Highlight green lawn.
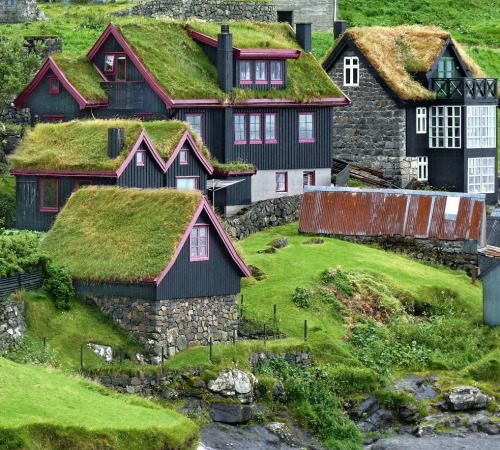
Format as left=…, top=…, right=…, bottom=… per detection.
left=0, top=357, right=198, bottom=449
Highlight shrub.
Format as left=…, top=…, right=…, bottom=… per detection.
left=42, top=263, right=74, bottom=310
left=291, top=287, right=311, bottom=308
left=324, top=364, right=381, bottom=395
left=0, top=336, right=57, bottom=366
left=321, top=267, right=353, bottom=296
left=0, top=231, right=45, bottom=277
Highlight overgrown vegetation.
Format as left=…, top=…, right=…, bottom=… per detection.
left=0, top=230, right=44, bottom=277
left=42, top=263, right=74, bottom=310
left=0, top=164, right=15, bottom=228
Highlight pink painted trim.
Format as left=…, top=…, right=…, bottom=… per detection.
left=39, top=178, right=59, bottom=212
left=43, top=115, right=65, bottom=122
left=172, top=99, right=221, bottom=105
left=154, top=197, right=251, bottom=284
left=303, top=171, right=315, bottom=186
left=189, top=224, right=210, bottom=261
left=88, top=23, right=174, bottom=108
left=164, top=130, right=214, bottom=174
left=276, top=172, right=288, bottom=193
left=11, top=169, right=116, bottom=177
left=116, top=130, right=167, bottom=177
left=136, top=150, right=145, bottom=166
left=212, top=169, right=257, bottom=176
left=187, top=29, right=218, bottom=47
left=91, top=60, right=108, bottom=82
left=234, top=49, right=301, bottom=60
left=49, top=77, right=60, bottom=94
left=172, top=98, right=350, bottom=108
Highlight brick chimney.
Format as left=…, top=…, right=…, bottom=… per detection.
left=217, top=24, right=233, bottom=93
left=107, top=128, right=125, bottom=158
left=296, top=23, right=312, bottom=53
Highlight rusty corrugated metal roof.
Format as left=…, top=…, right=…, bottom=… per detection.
left=478, top=245, right=500, bottom=259
left=299, top=187, right=486, bottom=243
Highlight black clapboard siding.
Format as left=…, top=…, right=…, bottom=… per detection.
left=0, top=268, right=43, bottom=300
left=213, top=175, right=252, bottom=208
left=157, top=211, right=242, bottom=300
left=117, top=145, right=164, bottom=188
left=428, top=149, right=464, bottom=192
left=165, top=145, right=209, bottom=192
left=406, top=107, right=428, bottom=156
left=74, top=281, right=157, bottom=300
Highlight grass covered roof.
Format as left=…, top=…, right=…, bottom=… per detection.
left=41, top=187, right=202, bottom=282
left=9, top=119, right=209, bottom=171
left=324, top=25, right=487, bottom=101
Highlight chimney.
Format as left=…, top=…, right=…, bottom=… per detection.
left=217, top=24, right=233, bottom=93
left=334, top=20, right=348, bottom=40
left=108, top=128, right=124, bottom=158
left=296, top=23, right=312, bottom=53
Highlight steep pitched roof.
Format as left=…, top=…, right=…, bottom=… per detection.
left=323, top=25, right=487, bottom=101
left=41, top=187, right=250, bottom=282
left=9, top=119, right=211, bottom=172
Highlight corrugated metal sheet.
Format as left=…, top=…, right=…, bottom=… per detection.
left=300, top=187, right=486, bottom=243
left=478, top=246, right=500, bottom=259
left=486, top=215, right=500, bottom=247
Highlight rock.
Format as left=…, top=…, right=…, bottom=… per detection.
left=441, top=386, right=494, bottom=411
left=257, top=246, right=277, bottom=254
left=302, top=238, right=324, bottom=245
left=192, top=378, right=206, bottom=389
left=354, top=396, right=379, bottom=419
left=398, top=402, right=420, bottom=423
left=208, top=369, right=256, bottom=399
left=161, top=388, right=179, bottom=400
left=415, top=424, right=436, bottom=437
left=358, top=408, right=394, bottom=432
left=264, top=422, right=296, bottom=446
left=272, top=381, right=287, bottom=403
left=87, top=343, right=113, bottom=363
left=390, top=374, right=439, bottom=401
left=248, top=265, right=266, bottom=281
left=480, top=423, right=500, bottom=435
left=210, top=402, right=254, bottom=424
left=267, top=237, right=288, bottom=248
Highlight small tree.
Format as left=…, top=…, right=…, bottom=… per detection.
left=0, top=36, right=41, bottom=109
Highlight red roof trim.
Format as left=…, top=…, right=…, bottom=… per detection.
left=116, top=130, right=167, bottom=177
left=173, top=98, right=350, bottom=108
left=164, top=130, right=214, bottom=174
left=14, top=58, right=103, bottom=110
left=154, top=196, right=250, bottom=284
left=87, top=23, right=174, bottom=108
left=10, top=169, right=116, bottom=177
left=187, top=29, right=218, bottom=47
left=172, top=99, right=221, bottom=105
left=212, top=169, right=257, bottom=176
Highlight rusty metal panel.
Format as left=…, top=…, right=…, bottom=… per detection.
left=468, top=201, right=485, bottom=241
left=454, top=198, right=473, bottom=240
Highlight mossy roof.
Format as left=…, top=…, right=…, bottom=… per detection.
left=324, top=25, right=487, bottom=101
left=51, top=54, right=108, bottom=101
left=41, top=187, right=202, bottom=282
left=9, top=119, right=210, bottom=172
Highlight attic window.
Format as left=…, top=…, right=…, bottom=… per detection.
left=437, top=58, right=456, bottom=78
left=136, top=151, right=145, bottom=166
left=104, top=55, right=115, bottom=73
left=179, top=149, right=188, bottom=165
left=49, top=78, right=60, bottom=95
left=344, top=57, right=359, bottom=86
left=270, top=61, right=283, bottom=84
left=116, top=56, right=127, bottom=81
left=190, top=225, right=209, bottom=261
left=444, top=196, right=460, bottom=221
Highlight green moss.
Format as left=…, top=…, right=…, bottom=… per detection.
left=41, top=187, right=201, bottom=282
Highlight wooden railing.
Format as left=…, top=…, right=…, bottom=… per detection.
left=431, top=78, right=497, bottom=101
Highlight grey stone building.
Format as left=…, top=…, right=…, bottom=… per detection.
left=323, top=25, right=498, bottom=203
left=0, top=0, right=43, bottom=24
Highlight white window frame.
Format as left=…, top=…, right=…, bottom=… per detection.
left=264, top=113, right=277, bottom=143
left=249, top=114, right=262, bottom=144
left=343, top=56, right=359, bottom=86
left=416, top=107, right=427, bottom=134
left=185, top=114, right=203, bottom=139
left=417, top=156, right=428, bottom=181
left=429, top=106, right=461, bottom=148
left=468, top=157, right=495, bottom=194
left=467, top=106, right=496, bottom=149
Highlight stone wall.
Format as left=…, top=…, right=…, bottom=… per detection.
left=249, top=351, right=312, bottom=368
left=0, top=0, right=43, bottom=24
left=112, top=0, right=276, bottom=22
left=0, top=301, right=26, bottom=349
left=334, top=235, right=477, bottom=273
left=24, top=36, right=62, bottom=60
left=327, top=50, right=415, bottom=187
left=0, top=124, right=27, bottom=164
left=81, top=293, right=238, bottom=360
left=274, top=0, right=333, bottom=31
left=0, top=105, right=30, bottom=127
left=223, top=194, right=302, bottom=240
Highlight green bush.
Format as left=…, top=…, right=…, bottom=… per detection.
left=324, top=364, right=381, bottom=395
left=291, top=287, right=311, bottom=308
left=42, top=263, right=75, bottom=310
left=321, top=268, right=353, bottom=296
left=1, top=336, right=57, bottom=366
left=0, top=231, right=45, bottom=277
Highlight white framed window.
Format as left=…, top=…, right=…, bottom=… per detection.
left=467, top=106, right=496, bottom=149
left=429, top=106, right=461, bottom=148
left=468, top=157, right=495, bottom=194
left=136, top=151, right=145, bottom=166
left=176, top=177, right=198, bottom=190
left=298, top=113, right=314, bottom=142
left=104, top=55, right=115, bottom=73
left=416, top=107, right=427, bottom=134
left=344, top=56, right=359, bottom=86
left=276, top=172, right=287, bottom=192
left=185, top=114, right=203, bottom=139
left=234, top=114, right=246, bottom=144
left=240, top=61, right=252, bottom=84
left=249, top=114, right=262, bottom=144
left=417, top=156, right=428, bottom=181
left=265, top=113, right=277, bottom=143
left=444, top=196, right=460, bottom=220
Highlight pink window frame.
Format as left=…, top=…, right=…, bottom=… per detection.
left=48, top=77, right=60, bottom=94
left=303, top=171, right=315, bottom=186
left=298, top=112, right=315, bottom=143
left=73, top=179, right=93, bottom=191
left=190, top=224, right=210, bottom=261
left=264, top=113, right=278, bottom=144
left=136, top=150, right=146, bottom=166
left=255, top=61, right=268, bottom=85
left=276, top=172, right=288, bottom=193
left=249, top=114, right=262, bottom=144
left=103, top=54, right=116, bottom=75
left=115, top=55, right=127, bottom=81
left=234, top=114, right=247, bottom=145
left=185, top=113, right=204, bottom=139
left=270, top=61, right=284, bottom=85
left=40, top=179, right=59, bottom=212
left=176, top=176, right=199, bottom=190
left=179, top=149, right=189, bottom=165
left=239, top=61, right=253, bottom=85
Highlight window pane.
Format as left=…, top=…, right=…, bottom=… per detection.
left=256, top=62, right=267, bottom=81
left=249, top=115, right=261, bottom=141
left=104, top=55, right=115, bottom=72
left=270, top=62, right=282, bottom=81
left=234, top=115, right=246, bottom=142
left=116, top=56, right=126, bottom=80
left=177, top=178, right=197, bottom=190
left=299, top=114, right=313, bottom=140
left=186, top=115, right=202, bottom=137
left=240, top=62, right=251, bottom=81
left=265, top=114, right=276, bottom=141
left=42, top=180, right=57, bottom=209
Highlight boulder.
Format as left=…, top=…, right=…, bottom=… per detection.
left=358, top=408, right=394, bottom=432
left=208, top=369, right=257, bottom=400
left=354, top=396, right=379, bottom=419
left=210, top=402, right=254, bottom=424
left=267, top=237, right=288, bottom=248
left=441, top=386, right=494, bottom=411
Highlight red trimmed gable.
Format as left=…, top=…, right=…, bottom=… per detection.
left=165, top=130, right=214, bottom=174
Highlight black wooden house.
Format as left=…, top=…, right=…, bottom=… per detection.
left=41, top=187, right=250, bottom=356
left=14, top=21, right=348, bottom=214
left=323, top=25, right=498, bottom=204
left=10, top=119, right=214, bottom=231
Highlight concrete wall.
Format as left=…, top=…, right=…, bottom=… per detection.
left=275, top=0, right=333, bottom=31
left=327, top=49, right=417, bottom=186
left=81, top=293, right=238, bottom=360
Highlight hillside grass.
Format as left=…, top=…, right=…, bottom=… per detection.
left=0, top=357, right=198, bottom=449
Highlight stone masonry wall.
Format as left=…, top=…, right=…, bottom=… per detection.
left=0, top=301, right=26, bottom=349
left=81, top=293, right=238, bottom=360
left=112, top=0, right=276, bottom=22
left=328, top=50, right=417, bottom=187
left=0, top=0, right=42, bottom=24
left=223, top=194, right=302, bottom=240
left=274, top=0, right=333, bottom=31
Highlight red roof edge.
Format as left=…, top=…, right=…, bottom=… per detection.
left=10, top=168, right=116, bottom=177
left=212, top=169, right=256, bottom=176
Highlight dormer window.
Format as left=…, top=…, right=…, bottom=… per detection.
left=240, top=61, right=252, bottom=84
left=437, top=58, right=455, bottom=78
left=255, top=61, right=267, bottom=84
left=179, top=149, right=188, bottom=165
left=104, top=55, right=115, bottom=73
left=49, top=78, right=60, bottom=95
left=270, top=62, right=283, bottom=85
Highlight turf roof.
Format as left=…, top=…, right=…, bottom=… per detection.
left=41, top=187, right=202, bottom=282
left=9, top=119, right=208, bottom=171
left=51, top=54, right=108, bottom=101
left=324, top=25, right=487, bottom=101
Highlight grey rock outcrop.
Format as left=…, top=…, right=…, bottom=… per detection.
left=440, top=386, right=494, bottom=411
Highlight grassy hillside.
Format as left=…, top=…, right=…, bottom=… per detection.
left=0, top=357, right=198, bottom=449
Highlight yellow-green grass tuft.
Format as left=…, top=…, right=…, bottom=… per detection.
left=41, top=187, right=201, bottom=282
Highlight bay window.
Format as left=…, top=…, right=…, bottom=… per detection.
left=429, top=106, right=461, bottom=148
left=467, top=106, right=496, bottom=148
left=468, top=157, right=495, bottom=194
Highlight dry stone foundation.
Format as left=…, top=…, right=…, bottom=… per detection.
left=81, top=293, right=238, bottom=360
left=0, top=301, right=26, bottom=349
